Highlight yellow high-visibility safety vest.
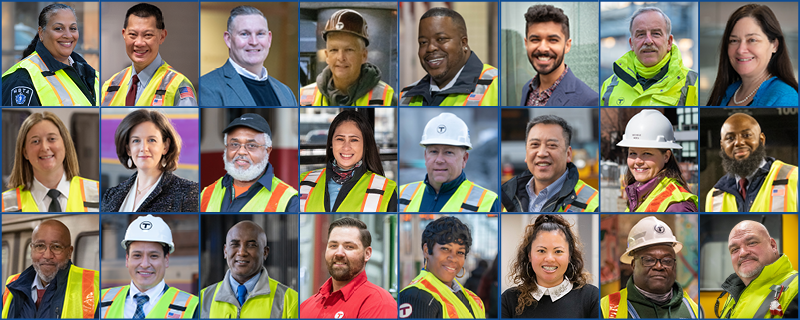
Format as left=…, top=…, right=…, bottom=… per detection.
left=625, top=177, right=697, bottom=212
left=2, top=265, right=99, bottom=318
left=200, top=176, right=297, bottom=212
left=399, top=65, right=498, bottom=106
left=200, top=277, right=298, bottom=318
left=718, top=255, right=798, bottom=318
left=101, top=63, right=193, bottom=106
left=600, top=288, right=698, bottom=318
left=1, top=176, right=99, bottom=212
left=706, top=160, right=798, bottom=212
left=400, top=270, right=485, bottom=318
left=299, top=168, right=396, bottom=212
left=299, top=81, right=394, bottom=106
left=2, top=51, right=99, bottom=106
left=398, top=180, right=497, bottom=212
left=100, top=286, right=198, bottom=318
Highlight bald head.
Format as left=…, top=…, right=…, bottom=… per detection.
left=31, top=219, right=73, bottom=286
left=33, top=219, right=72, bottom=248
left=728, top=220, right=780, bottom=285
left=227, top=220, right=267, bottom=246
left=721, top=113, right=762, bottom=139
left=225, top=220, right=269, bottom=284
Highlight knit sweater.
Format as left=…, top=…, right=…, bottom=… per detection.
left=501, top=284, right=599, bottom=318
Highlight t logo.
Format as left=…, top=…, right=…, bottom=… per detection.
left=437, top=125, right=446, bottom=134
left=334, top=311, right=344, bottom=319
left=399, top=303, right=413, bottom=318
left=140, top=221, right=153, bottom=230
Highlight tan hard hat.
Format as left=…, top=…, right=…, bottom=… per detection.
left=620, top=216, right=682, bottom=264
left=323, top=9, right=369, bottom=46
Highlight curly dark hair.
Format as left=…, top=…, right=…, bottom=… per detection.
left=422, top=216, right=472, bottom=257
left=508, top=214, right=590, bottom=315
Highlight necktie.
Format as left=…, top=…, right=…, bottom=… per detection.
left=47, top=189, right=62, bottom=212
left=126, top=74, right=140, bottom=106
left=237, top=284, right=247, bottom=306
left=739, top=178, right=748, bottom=200
left=36, top=288, right=45, bottom=309
left=133, top=293, right=149, bottom=319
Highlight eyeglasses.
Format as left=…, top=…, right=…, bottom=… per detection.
left=640, top=256, right=675, bottom=267
left=31, top=243, right=66, bottom=254
left=226, top=142, right=266, bottom=153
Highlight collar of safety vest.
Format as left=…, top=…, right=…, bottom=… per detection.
left=613, top=43, right=684, bottom=87
left=714, top=157, right=775, bottom=195
left=424, top=171, right=467, bottom=195
left=403, top=52, right=486, bottom=97
left=34, top=41, right=83, bottom=73
left=222, top=163, right=275, bottom=192
left=318, top=270, right=368, bottom=301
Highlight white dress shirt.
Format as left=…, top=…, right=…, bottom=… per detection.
left=430, top=65, right=466, bottom=92
left=30, top=173, right=70, bottom=211
left=229, top=58, right=269, bottom=81
left=124, top=280, right=166, bottom=318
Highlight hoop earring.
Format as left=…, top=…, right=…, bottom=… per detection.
left=127, top=157, right=133, bottom=167
left=567, top=262, right=576, bottom=278
left=526, top=264, right=534, bottom=279
left=457, top=267, right=466, bottom=278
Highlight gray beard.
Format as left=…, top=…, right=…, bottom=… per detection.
left=720, top=144, right=767, bottom=178
left=223, top=152, right=269, bottom=182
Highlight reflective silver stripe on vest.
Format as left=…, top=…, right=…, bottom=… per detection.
left=153, top=70, right=178, bottom=105
left=398, top=182, right=422, bottom=212
left=82, top=179, right=100, bottom=212
left=753, top=273, right=798, bottom=318
left=368, top=82, right=388, bottom=106
left=572, top=185, right=598, bottom=212
left=771, top=164, right=794, bottom=212
left=681, top=297, right=697, bottom=319
left=102, top=70, right=127, bottom=106
left=26, top=54, right=77, bottom=106
left=627, top=300, right=641, bottom=318
left=299, top=169, right=324, bottom=210
left=678, top=71, right=698, bottom=106
left=271, top=282, right=290, bottom=318
left=398, top=80, right=421, bottom=106
left=2, top=190, right=20, bottom=212
left=100, top=286, right=124, bottom=317
left=711, top=189, right=724, bottom=212
left=362, top=174, right=388, bottom=212
left=464, top=68, right=497, bottom=106
left=461, top=182, right=487, bottom=212
left=602, top=75, right=619, bottom=106
left=168, top=290, right=193, bottom=316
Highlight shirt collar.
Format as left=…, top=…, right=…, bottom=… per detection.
left=525, top=168, right=568, bottom=210
left=318, top=270, right=368, bottom=301
left=734, top=158, right=768, bottom=184
left=430, top=65, right=466, bottom=92
left=129, top=279, right=166, bottom=299
left=131, top=53, right=163, bottom=86
left=31, top=172, right=70, bottom=203
left=531, top=276, right=573, bottom=302
left=228, top=58, right=269, bottom=81
left=229, top=270, right=262, bottom=298
left=31, top=272, right=47, bottom=290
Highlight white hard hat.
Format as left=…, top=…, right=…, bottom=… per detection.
left=620, top=216, right=682, bottom=264
left=616, top=109, right=682, bottom=150
left=419, top=112, right=472, bottom=150
left=121, top=214, right=175, bottom=254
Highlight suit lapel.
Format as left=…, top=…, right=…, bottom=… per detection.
left=223, top=61, right=257, bottom=106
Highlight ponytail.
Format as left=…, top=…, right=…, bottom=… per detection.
left=21, top=34, right=40, bottom=59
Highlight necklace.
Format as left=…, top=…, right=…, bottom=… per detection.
left=136, top=179, right=156, bottom=195
left=733, top=73, right=770, bottom=104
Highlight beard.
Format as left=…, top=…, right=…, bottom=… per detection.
left=326, top=253, right=365, bottom=282
left=737, top=255, right=765, bottom=279
left=223, top=152, right=269, bottom=182
left=33, top=258, right=69, bottom=284
left=720, top=144, right=767, bottom=178
left=530, top=48, right=566, bottom=76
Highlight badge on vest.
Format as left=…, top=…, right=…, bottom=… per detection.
left=11, top=86, right=33, bottom=106
left=167, top=309, right=182, bottom=319
left=399, top=303, right=412, bottom=318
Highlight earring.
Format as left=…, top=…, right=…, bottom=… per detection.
left=526, top=264, right=534, bottom=279
left=127, top=157, right=133, bottom=167
left=457, top=267, right=466, bottom=278
left=567, top=262, right=576, bottom=278
left=423, top=258, right=428, bottom=270
left=162, top=158, right=167, bottom=168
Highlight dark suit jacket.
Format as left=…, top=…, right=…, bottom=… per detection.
left=519, top=67, right=599, bottom=106
left=199, top=60, right=297, bottom=106
left=102, top=171, right=199, bottom=212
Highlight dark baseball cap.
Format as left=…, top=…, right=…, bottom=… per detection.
left=223, top=113, right=272, bottom=137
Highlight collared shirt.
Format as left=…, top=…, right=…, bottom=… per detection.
left=228, top=58, right=269, bottom=81
left=526, top=169, right=568, bottom=212
left=228, top=270, right=262, bottom=302
left=430, top=65, right=466, bottom=92
left=299, top=271, right=397, bottom=318
left=734, top=158, right=768, bottom=186
left=129, top=54, right=195, bottom=106
left=447, top=280, right=462, bottom=293
left=29, top=272, right=47, bottom=303
left=30, top=173, right=70, bottom=212
left=124, top=280, right=167, bottom=318
left=526, top=65, right=569, bottom=106
left=531, top=276, right=573, bottom=302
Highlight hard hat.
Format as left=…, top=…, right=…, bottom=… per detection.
left=121, top=214, right=175, bottom=254
left=323, top=9, right=370, bottom=47
left=616, top=109, right=682, bottom=150
left=620, top=216, right=682, bottom=264
left=419, top=112, right=472, bottom=150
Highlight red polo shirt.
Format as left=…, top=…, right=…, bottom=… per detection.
left=300, top=271, right=398, bottom=318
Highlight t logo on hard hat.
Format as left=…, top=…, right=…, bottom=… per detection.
left=437, top=125, right=446, bottom=134
left=140, top=221, right=152, bottom=230
left=654, top=224, right=665, bottom=233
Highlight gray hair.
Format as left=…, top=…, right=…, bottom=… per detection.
left=629, top=7, right=672, bottom=37
left=224, top=132, right=272, bottom=149
left=227, top=5, right=268, bottom=32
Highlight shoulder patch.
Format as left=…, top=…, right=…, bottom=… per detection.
left=399, top=303, right=412, bottom=318
left=11, top=86, right=33, bottom=106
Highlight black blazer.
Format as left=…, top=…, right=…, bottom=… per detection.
left=102, top=171, right=199, bottom=212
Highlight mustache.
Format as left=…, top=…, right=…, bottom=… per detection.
left=532, top=51, right=556, bottom=59
left=738, top=255, right=758, bottom=266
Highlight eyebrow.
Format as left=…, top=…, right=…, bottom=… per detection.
left=728, top=236, right=758, bottom=250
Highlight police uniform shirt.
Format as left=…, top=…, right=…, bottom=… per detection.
left=30, top=173, right=69, bottom=212
left=124, top=279, right=166, bottom=318
left=4, top=56, right=76, bottom=106
left=228, top=270, right=262, bottom=303
left=129, top=54, right=197, bottom=106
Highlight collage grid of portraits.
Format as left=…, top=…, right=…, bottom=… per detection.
left=1, top=0, right=800, bottom=319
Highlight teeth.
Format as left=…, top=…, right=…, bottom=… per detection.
left=738, top=58, right=753, bottom=62
left=444, top=266, right=455, bottom=272
left=542, top=266, right=557, bottom=271
left=536, top=163, right=550, bottom=167
left=537, top=56, right=551, bottom=61
left=40, top=155, right=54, bottom=159
left=428, top=58, right=443, bottom=63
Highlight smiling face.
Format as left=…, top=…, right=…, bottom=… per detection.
left=529, top=230, right=569, bottom=288
left=418, top=16, right=470, bottom=87
left=720, top=114, right=765, bottom=161
left=225, top=222, right=268, bottom=285
left=126, top=121, right=169, bottom=172
left=629, top=11, right=673, bottom=68
left=31, top=221, right=73, bottom=285
left=331, top=121, right=363, bottom=170
left=325, top=32, right=368, bottom=87
left=126, top=241, right=169, bottom=292
left=24, top=120, right=66, bottom=178
left=325, top=226, right=371, bottom=283
left=39, top=9, right=79, bottom=65
left=123, top=15, right=166, bottom=73
left=526, top=21, right=571, bottom=76
left=424, top=242, right=465, bottom=287
left=728, top=221, right=779, bottom=285
left=631, top=244, right=676, bottom=294
left=525, top=123, right=572, bottom=192
left=627, top=147, right=669, bottom=183
left=424, top=144, right=468, bottom=191
left=728, top=17, right=777, bottom=80
left=225, top=127, right=271, bottom=172
left=225, top=14, right=271, bottom=75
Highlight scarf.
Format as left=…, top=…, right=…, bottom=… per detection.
left=330, top=160, right=363, bottom=185
left=634, top=283, right=673, bottom=303
left=317, top=63, right=382, bottom=106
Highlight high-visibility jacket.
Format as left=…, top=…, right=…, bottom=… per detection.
left=200, top=176, right=297, bottom=212
left=200, top=273, right=298, bottom=318
left=299, top=81, right=394, bottom=106
left=601, top=44, right=698, bottom=106
left=398, top=180, right=498, bottom=212
left=2, top=265, right=99, bottom=319
left=400, top=270, right=485, bottom=318
left=101, top=62, right=193, bottom=106
left=99, top=285, right=198, bottom=318
left=299, top=168, right=396, bottom=212
left=601, top=288, right=698, bottom=318
left=718, top=255, right=799, bottom=318
left=1, top=176, right=99, bottom=212
left=706, top=160, right=798, bottom=212
left=625, top=177, right=697, bottom=212
left=2, top=51, right=99, bottom=106
left=400, top=65, right=498, bottom=106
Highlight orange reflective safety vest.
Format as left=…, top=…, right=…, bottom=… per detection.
left=299, top=81, right=394, bottom=106
left=299, top=168, right=396, bottom=212
left=1, top=176, right=99, bottom=212
left=625, top=177, right=697, bottom=212
left=2, top=265, right=99, bottom=318
left=400, top=270, right=485, bottom=318
left=200, top=176, right=297, bottom=212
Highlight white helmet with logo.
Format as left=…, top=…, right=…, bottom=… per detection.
left=616, top=109, right=682, bottom=150
left=620, top=216, right=682, bottom=264
left=419, top=112, right=472, bottom=150
left=121, top=214, right=175, bottom=254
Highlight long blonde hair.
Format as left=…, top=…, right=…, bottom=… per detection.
left=7, top=112, right=80, bottom=190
